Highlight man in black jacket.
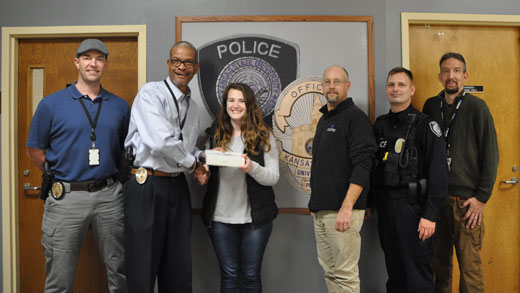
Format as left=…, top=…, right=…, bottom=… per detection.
left=371, top=67, right=448, bottom=292
left=309, top=65, right=376, bottom=292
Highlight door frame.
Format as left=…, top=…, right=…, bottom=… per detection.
left=401, top=12, right=520, bottom=68
left=1, top=25, right=147, bottom=293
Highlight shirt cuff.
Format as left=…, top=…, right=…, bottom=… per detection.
left=180, top=155, right=196, bottom=169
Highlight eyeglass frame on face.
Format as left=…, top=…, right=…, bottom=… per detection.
left=169, top=58, right=197, bottom=68
left=323, top=79, right=347, bottom=87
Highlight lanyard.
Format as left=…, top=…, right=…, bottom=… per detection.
left=163, top=80, right=189, bottom=140
left=440, top=97, right=463, bottom=140
left=78, top=96, right=103, bottom=148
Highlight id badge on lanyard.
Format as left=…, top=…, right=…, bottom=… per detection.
left=441, top=98, right=463, bottom=171
left=79, top=96, right=103, bottom=166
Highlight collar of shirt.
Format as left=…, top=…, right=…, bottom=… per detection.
left=69, top=81, right=109, bottom=101
left=388, top=104, right=414, bottom=126
left=166, top=76, right=191, bottom=104
left=388, top=103, right=413, bottom=122
left=319, top=97, right=354, bottom=117
left=437, top=89, right=466, bottom=104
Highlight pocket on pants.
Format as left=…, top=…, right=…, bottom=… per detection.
left=470, top=221, right=484, bottom=247
left=41, top=217, right=55, bottom=258
left=417, top=237, right=433, bottom=263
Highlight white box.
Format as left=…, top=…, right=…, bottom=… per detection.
left=205, top=150, right=245, bottom=167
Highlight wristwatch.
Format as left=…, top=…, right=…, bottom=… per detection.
left=198, top=151, right=206, bottom=164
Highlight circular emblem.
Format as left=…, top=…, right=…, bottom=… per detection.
left=135, top=167, right=148, bottom=185
left=304, top=138, right=313, bottom=156
left=51, top=182, right=64, bottom=200
left=272, top=76, right=325, bottom=194
left=395, top=138, right=406, bottom=154
left=216, top=57, right=282, bottom=117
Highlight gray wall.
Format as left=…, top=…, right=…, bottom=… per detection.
left=2, top=0, right=520, bottom=292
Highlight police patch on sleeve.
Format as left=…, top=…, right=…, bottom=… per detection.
left=429, top=121, right=442, bottom=137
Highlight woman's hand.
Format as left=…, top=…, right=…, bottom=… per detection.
left=238, top=154, right=253, bottom=173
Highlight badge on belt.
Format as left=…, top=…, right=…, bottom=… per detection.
left=51, top=182, right=64, bottom=200
left=135, top=167, right=148, bottom=185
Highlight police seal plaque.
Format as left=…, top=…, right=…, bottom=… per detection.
left=51, top=182, right=64, bottom=199
left=135, top=167, right=148, bottom=185
left=272, top=76, right=325, bottom=194
left=197, top=34, right=299, bottom=124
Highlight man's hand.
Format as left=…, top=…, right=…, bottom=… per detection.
left=336, top=207, right=353, bottom=232
left=418, top=218, right=436, bottom=241
left=461, top=197, right=485, bottom=229
left=194, top=164, right=210, bottom=186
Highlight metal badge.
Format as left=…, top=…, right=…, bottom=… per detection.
left=51, top=182, right=64, bottom=200
left=394, top=138, right=406, bottom=154
left=135, top=167, right=148, bottom=185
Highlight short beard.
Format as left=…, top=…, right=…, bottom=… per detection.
left=445, top=87, right=459, bottom=94
left=326, top=97, right=338, bottom=105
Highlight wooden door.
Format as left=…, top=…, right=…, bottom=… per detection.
left=18, top=37, right=137, bottom=292
left=409, top=24, right=520, bottom=292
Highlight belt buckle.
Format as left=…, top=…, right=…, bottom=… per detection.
left=87, top=181, right=98, bottom=192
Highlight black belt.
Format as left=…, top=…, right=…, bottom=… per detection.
left=58, top=175, right=117, bottom=193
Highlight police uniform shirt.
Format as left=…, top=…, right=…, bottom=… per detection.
left=374, top=105, right=448, bottom=221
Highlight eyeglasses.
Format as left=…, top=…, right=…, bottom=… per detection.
left=169, top=58, right=197, bottom=68
left=323, top=80, right=347, bottom=87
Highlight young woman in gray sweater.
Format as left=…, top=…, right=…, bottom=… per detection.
left=198, top=82, right=279, bottom=293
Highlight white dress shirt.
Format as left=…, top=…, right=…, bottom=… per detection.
left=125, top=77, right=200, bottom=172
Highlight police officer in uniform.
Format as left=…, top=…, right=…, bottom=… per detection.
left=370, top=67, right=448, bottom=292
left=26, top=39, right=129, bottom=292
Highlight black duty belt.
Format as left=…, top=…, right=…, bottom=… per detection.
left=382, top=187, right=408, bottom=199
left=59, top=175, right=117, bottom=193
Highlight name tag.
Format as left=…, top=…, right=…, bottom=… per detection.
left=89, top=149, right=100, bottom=166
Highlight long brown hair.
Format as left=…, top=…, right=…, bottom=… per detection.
left=214, top=83, right=271, bottom=155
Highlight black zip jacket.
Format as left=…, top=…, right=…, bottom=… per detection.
left=309, top=98, right=376, bottom=212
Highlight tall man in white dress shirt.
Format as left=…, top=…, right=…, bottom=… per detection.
left=123, top=41, right=207, bottom=293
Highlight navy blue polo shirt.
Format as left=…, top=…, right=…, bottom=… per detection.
left=26, top=83, right=130, bottom=181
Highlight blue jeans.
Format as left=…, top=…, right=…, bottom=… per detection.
left=208, top=221, right=273, bottom=293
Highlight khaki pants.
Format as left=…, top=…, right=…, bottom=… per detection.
left=433, top=197, right=485, bottom=293
left=313, top=210, right=365, bottom=293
